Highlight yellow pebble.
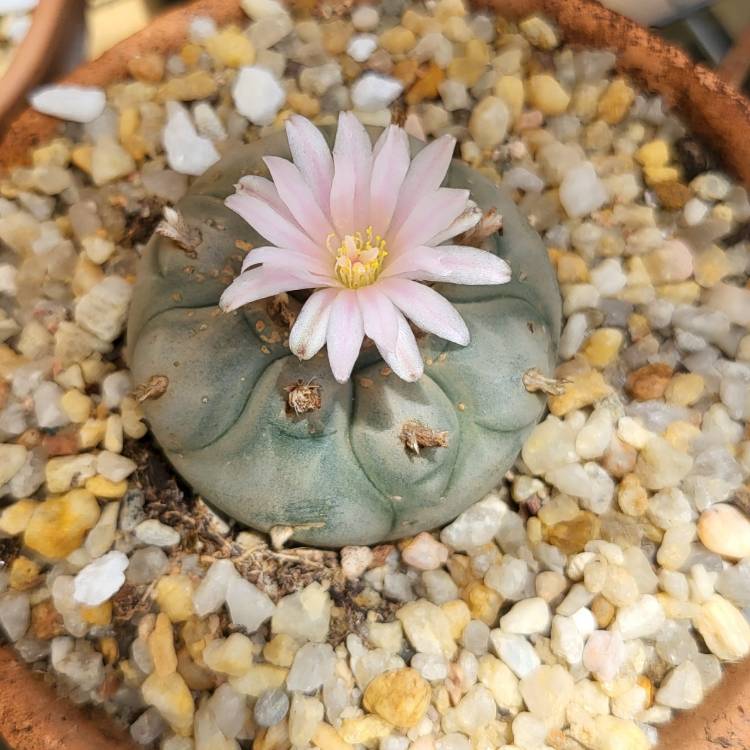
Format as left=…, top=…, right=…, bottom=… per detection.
left=71, top=145, right=93, bottom=174
left=99, top=636, right=119, bottom=664
left=9, top=556, right=41, bottom=590
left=85, top=475, right=128, bottom=499
left=527, top=516, right=543, bottom=543
left=582, top=328, right=624, bottom=369
left=527, top=74, right=570, bottom=116
left=635, top=139, right=670, bottom=169
left=118, top=107, right=140, bottom=142
left=339, top=715, right=393, bottom=744
left=0, top=498, right=38, bottom=536
left=81, top=601, right=112, bottom=626
left=287, top=91, right=321, bottom=118
left=462, top=580, right=502, bottom=625
left=663, top=421, right=700, bottom=453
left=548, top=369, right=613, bottom=417
left=656, top=281, right=701, bottom=304
left=665, top=373, right=705, bottom=406
left=150, top=612, right=178, bottom=677
left=60, top=389, right=93, bottom=423
left=643, top=165, right=681, bottom=186
left=155, top=575, right=195, bottom=622
left=494, top=75, right=525, bottom=121
left=379, top=26, right=416, bottom=55
left=313, top=723, right=354, bottom=750
left=694, top=245, right=731, bottom=288
left=441, top=599, right=471, bottom=640
left=442, top=15, right=472, bottom=42
left=104, top=414, right=124, bottom=453
left=180, top=43, right=202, bottom=66
left=204, top=27, right=256, bottom=68
left=263, top=633, right=300, bottom=667
left=597, top=78, right=635, bottom=124
left=79, top=418, right=107, bottom=449
left=363, top=668, right=431, bottom=728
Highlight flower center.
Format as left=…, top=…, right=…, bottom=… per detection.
left=330, top=227, right=387, bottom=289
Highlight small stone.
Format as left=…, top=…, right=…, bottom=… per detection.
left=582, top=629, right=626, bottom=682
left=0, top=591, right=30, bottom=641
left=162, top=102, right=220, bottom=176
left=439, top=79, right=470, bottom=111
left=193, top=558, right=237, bottom=616
left=271, top=582, right=331, bottom=642
left=73, top=550, right=128, bottom=606
left=519, top=664, right=574, bottom=729
left=74, top=275, right=132, bottom=342
left=694, top=594, right=750, bottom=660
left=654, top=181, right=693, bottom=210
left=363, top=668, right=430, bottom=727
left=29, top=85, right=106, bottom=123
left=0, top=499, right=37, bottom=536
left=614, top=594, right=665, bottom=639
left=593, top=715, right=649, bottom=750
left=697, top=504, right=750, bottom=560
left=96, top=451, right=137, bottom=482
left=34, top=382, right=68, bottom=430
left=340, top=546, right=373, bottom=579
left=352, top=4, right=379, bottom=31
left=559, top=162, right=608, bottom=218
left=597, top=78, right=635, bottom=124
left=0, top=444, right=27, bottom=486
left=229, top=662, right=287, bottom=697
left=441, top=493, right=507, bottom=551
left=287, top=642, right=335, bottom=692
left=240, top=0, right=287, bottom=19
left=24, top=490, right=100, bottom=559
left=203, top=632, right=255, bottom=677
left=499, top=597, right=550, bottom=635
left=232, top=66, right=285, bottom=125
left=205, top=26, right=256, bottom=67
left=289, top=694, right=324, bottom=746
left=347, top=34, right=377, bottom=62
left=227, top=575, right=276, bottom=632
left=522, top=416, right=576, bottom=474
left=135, top=519, right=180, bottom=547
left=90, top=138, right=135, bottom=186
left=396, top=599, right=457, bottom=659
left=547, top=512, right=600, bottom=555
left=159, top=71, right=217, bottom=101
left=468, top=95, right=509, bottom=149
left=691, top=172, right=730, bottom=201
left=127, top=53, right=165, bottom=82
left=154, top=575, right=194, bottom=622
left=656, top=661, right=703, bottom=709
left=351, top=73, right=403, bottom=112
left=519, top=15, right=559, bottom=50
left=254, top=688, right=290, bottom=727
left=401, top=532, right=449, bottom=570
left=477, top=654, right=523, bottom=711
left=665, top=372, right=704, bottom=406
left=636, top=436, right=693, bottom=490
left=126, top=547, right=169, bottom=585
left=141, top=672, right=194, bottom=735
left=380, top=26, right=416, bottom=54
left=527, top=74, right=570, bottom=116
left=300, top=64, right=343, bottom=97
left=582, top=329, right=623, bottom=369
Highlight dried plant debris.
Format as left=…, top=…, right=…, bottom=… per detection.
left=284, top=379, right=322, bottom=415
left=155, top=206, right=202, bottom=256
left=400, top=420, right=449, bottom=455
left=458, top=207, right=503, bottom=247
left=522, top=367, right=569, bottom=395
left=133, top=374, right=169, bottom=403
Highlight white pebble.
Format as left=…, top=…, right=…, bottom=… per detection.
left=346, top=34, right=377, bottom=62
left=73, top=551, right=129, bottom=606
left=232, top=66, right=286, bottom=126
left=29, top=85, right=106, bottom=123
left=135, top=519, right=181, bottom=547
left=351, top=73, right=403, bottom=113
left=162, top=102, right=221, bottom=176
left=559, top=162, right=609, bottom=218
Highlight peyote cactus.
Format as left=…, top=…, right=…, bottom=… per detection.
left=126, top=127, right=561, bottom=547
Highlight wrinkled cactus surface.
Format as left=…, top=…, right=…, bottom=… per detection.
left=126, top=127, right=561, bottom=547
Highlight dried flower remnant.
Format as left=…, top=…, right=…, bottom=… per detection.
left=457, top=207, right=503, bottom=248
left=400, top=420, right=449, bottom=456
left=220, top=113, right=512, bottom=383
left=155, top=206, right=202, bottom=256
left=284, top=379, right=321, bottom=415
left=522, top=367, right=568, bottom=396
left=133, top=375, right=170, bottom=403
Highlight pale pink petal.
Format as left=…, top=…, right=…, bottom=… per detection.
left=382, top=245, right=512, bottom=285
left=289, top=287, right=339, bottom=360
left=369, top=125, right=410, bottom=234
left=428, top=204, right=482, bottom=245
left=225, top=192, right=321, bottom=257
left=389, top=135, right=455, bottom=231
left=388, top=188, right=469, bottom=254
left=241, top=245, right=332, bottom=279
left=357, top=285, right=400, bottom=355
left=237, top=175, right=295, bottom=222
left=378, top=314, right=424, bottom=382
left=326, top=289, right=365, bottom=383
left=285, top=115, right=334, bottom=216
left=330, top=112, right=372, bottom=236
left=219, top=268, right=321, bottom=312
left=264, top=156, right=335, bottom=246
left=379, top=277, right=470, bottom=346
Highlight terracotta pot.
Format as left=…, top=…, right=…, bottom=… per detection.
left=0, top=0, right=749, bottom=748
left=0, top=0, right=86, bottom=131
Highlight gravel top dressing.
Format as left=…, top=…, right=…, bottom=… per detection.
left=0, top=1, right=749, bottom=749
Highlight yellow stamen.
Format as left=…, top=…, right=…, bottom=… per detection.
left=331, top=226, right=388, bottom=289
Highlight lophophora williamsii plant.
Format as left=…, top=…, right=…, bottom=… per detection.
left=127, top=112, right=561, bottom=547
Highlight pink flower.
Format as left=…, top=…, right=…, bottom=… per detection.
left=221, top=112, right=511, bottom=383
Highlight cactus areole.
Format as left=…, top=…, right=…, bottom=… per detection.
left=126, top=122, right=561, bottom=547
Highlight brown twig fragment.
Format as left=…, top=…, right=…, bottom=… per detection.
left=458, top=208, right=503, bottom=247
left=267, top=293, right=297, bottom=329
left=400, top=420, right=449, bottom=456
left=133, top=374, right=170, bottom=403
left=155, top=206, right=202, bottom=257
left=285, top=379, right=321, bottom=415
left=522, top=368, right=568, bottom=396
